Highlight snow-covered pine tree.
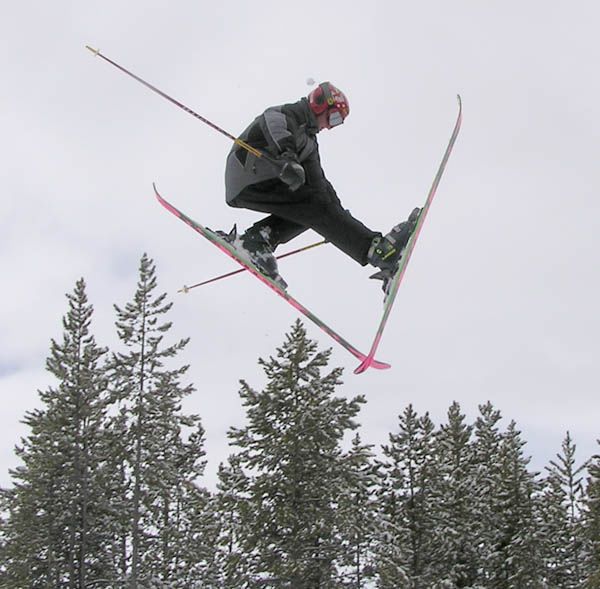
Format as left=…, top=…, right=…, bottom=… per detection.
left=336, top=433, right=379, bottom=587
left=0, top=279, right=113, bottom=588
left=101, top=399, right=131, bottom=581
left=227, top=320, right=366, bottom=587
left=376, top=404, right=437, bottom=588
left=538, top=431, right=585, bottom=587
left=213, top=455, right=252, bottom=588
left=110, top=253, right=211, bottom=587
left=583, top=440, right=600, bottom=588
left=492, top=420, right=542, bottom=588
left=469, top=401, right=507, bottom=587
left=173, top=477, right=221, bottom=588
left=429, top=401, right=479, bottom=588
left=0, top=489, right=8, bottom=584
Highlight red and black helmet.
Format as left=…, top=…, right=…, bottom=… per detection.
left=308, top=82, right=350, bottom=127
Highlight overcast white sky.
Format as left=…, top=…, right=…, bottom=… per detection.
left=1, top=1, right=599, bottom=489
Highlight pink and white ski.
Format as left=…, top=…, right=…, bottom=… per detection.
left=354, top=95, right=463, bottom=374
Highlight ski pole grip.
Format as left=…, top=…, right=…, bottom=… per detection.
left=234, top=138, right=263, bottom=158
left=233, top=138, right=286, bottom=173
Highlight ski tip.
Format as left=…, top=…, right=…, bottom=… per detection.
left=152, top=182, right=163, bottom=201
left=85, top=45, right=100, bottom=56
left=152, top=184, right=177, bottom=216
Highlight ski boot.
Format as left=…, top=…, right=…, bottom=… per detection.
left=216, top=225, right=288, bottom=290
left=367, top=207, right=421, bottom=292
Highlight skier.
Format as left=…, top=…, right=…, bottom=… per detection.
left=224, top=82, right=420, bottom=288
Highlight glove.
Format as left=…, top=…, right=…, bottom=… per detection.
left=279, top=161, right=305, bottom=191
left=277, top=151, right=305, bottom=191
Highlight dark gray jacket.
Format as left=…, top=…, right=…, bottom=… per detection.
left=225, top=98, right=323, bottom=203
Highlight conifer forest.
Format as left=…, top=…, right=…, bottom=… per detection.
left=1, top=254, right=599, bottom=589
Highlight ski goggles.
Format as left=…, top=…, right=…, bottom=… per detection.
left=328, top=110, right=345, bottom=127
left=319, top=82, right=347, bottom=127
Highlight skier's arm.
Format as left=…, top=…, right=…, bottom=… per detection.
left=257, top=108, right=306, bottom=190
left=302, top=144, right=332, bottom=191
left=260, top=107, right=298, bottom=155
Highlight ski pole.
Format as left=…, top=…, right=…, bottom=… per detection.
left=179, top=240, right=327, bottom=293
left=85, top=45, right=274, bottom=162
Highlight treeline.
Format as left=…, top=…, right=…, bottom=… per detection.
left=0, top=255, right=599, bottom=588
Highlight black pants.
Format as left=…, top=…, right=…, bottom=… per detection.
left=228, top=180, right=378, bottom=266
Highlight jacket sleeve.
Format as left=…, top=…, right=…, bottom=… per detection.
left=302, top=140, right=334, bottom=192
left=259, top=107, right=298, bottom=155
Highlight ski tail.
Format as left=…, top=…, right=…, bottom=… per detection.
left=354, top=339, right=386, bottom=374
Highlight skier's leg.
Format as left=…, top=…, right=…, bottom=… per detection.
left=231, top=181, right=378, bottom=265
left=247, top=215, right=308, bottom=248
